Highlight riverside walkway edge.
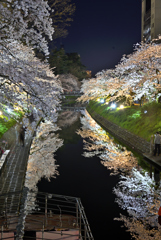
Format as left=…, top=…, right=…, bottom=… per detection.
left=87, top=108, right=161, bottom=170
left=0, top=118, right=41, bottom=213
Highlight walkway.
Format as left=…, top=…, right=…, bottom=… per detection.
left=0, top=123, right=34, bottom=213
left=59, top=106, right=86, bottom=111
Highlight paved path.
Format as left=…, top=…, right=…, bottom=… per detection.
left=143, top=153, right=161, bottom=170
left=0, top=123, right=34, bottom=213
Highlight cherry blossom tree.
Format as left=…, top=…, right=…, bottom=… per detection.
left=25, top=121, right=63, bottom=192
left=0, top=0, right=54, bottom=55
left=23, top=121, right=63, bottom=213
left=115, top=42, right=161, bottom=102
left=0, top=0, right=64, bottom=121
left=0, top=40, right=63, bottom=121
left=78, top=69, right=121, bottom=103
left=78, top=41, right=161, bottom=105
left=58, top=73, right=81, bottom=93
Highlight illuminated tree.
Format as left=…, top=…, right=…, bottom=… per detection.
left=0, top=0, right=63, bottom=120
left=0, top=41, right=62, bottom=121
left=0, top=0, right=54, bottom=55
left=25, top=121, right=63, bottom=191
left=115, top=42, right=161, bottom=102
left=59, top=73, right=81, bottom=92
left=78, top=42, right=161, bottom=105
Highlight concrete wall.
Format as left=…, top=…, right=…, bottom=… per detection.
left=87, top=107, right=151, bottom=155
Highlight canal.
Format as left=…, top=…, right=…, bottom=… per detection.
left=37, top=110, right=159, bottom=240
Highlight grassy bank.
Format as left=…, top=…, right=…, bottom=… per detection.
left=87, top=101, right=161, bottom=142
left=0, top=109, right=24, bottom=138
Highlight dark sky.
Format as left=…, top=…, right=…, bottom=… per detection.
left=56, top=0, right=142, bottom=76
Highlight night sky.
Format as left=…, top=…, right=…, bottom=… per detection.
left=56, top=0, right=142, bottom=76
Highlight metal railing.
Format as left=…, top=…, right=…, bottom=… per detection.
left=59, top=106, right=86, bottom=112
left=0, top=189, right=94, bottom=240
left=62, top=91, right=83, bottom=96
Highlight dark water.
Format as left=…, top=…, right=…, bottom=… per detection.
left=37, top=115, right=132, bottom=240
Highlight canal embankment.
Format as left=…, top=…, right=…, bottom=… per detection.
left=86, top=106, right=161, bottom=170
left=87, top=106, right=150, bottom=154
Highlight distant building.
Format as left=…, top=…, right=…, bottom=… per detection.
left=141, top=0, right=161, bottom=42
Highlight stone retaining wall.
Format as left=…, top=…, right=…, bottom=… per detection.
left=87, top=107, right=151, bottom=155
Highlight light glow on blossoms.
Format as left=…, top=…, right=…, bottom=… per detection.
left=25, top=121, right=63, bottom=192
left=100, top=99, right=105, bottom=103
left=7, top=108, right=11, bottom=113
left=0, top=41, right=62, bottom=121
left=0, top=0, right=63, bottom=122
left=111, top=103, right=116, bottom=109
left=119, top=105, right=124, bottom=109
left=0, top=0, right=54, bottom=55
left=78, top=41, right=161, bottom=105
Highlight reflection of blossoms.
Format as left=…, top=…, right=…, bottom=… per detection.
left=59, top=74, right=81, bottom=92
left=57, top=111, right=81, bottom=128
left=25, top=121, right=63, bottom=191
left=113, top=168, right=161, bottom=227
left=113, top=169, right=161, bottom=239
left=114, top=214, right=161, bottom=240
left=77, top=110, right=137, bottom=175
left=78, top=110, right=161, bottom=238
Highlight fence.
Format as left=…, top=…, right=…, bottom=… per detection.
left=59, top=106, right=86, bottom=112
left=0, top=189, right=94, bottom=240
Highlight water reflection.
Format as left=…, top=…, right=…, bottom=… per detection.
left=77, top=110, right=137, bottom=175
left=77, top=110, right=161, bottom=239
left=57, top=111, right=81, bottom=128
left=57, top=111, right=81, bottom=144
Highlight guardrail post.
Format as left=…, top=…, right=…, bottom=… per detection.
left=42, top=223, right=44, bottom=240
left=79, top=208, right=82, bottom=239
left=1, top=225, right=3, bottom=240
left=4, top=197, right=8, bottom=228
left=150, top=134, right=154, bottom=154
left=15, top=187, right=28, bottom=240
left=84, top=225, right=87, bottom=240
left=76, top=203, right=79, bottom=227
left=45, top=194, right=48, bottom=227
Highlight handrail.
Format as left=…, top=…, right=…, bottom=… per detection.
left=0, top=189, right=94, bottom=239
left=76, top=198, right=94, bottom=240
